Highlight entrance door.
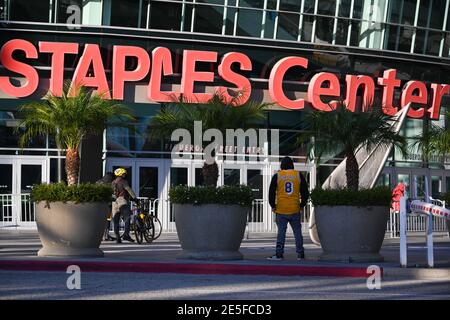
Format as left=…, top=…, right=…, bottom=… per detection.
left=0, top=157, right=46, bottom=228
left=107, top=158, right=166, bottom=228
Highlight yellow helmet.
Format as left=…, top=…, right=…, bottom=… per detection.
left=114, top=168, right=127, bottom=177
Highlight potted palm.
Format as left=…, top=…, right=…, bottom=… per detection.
left=19, top=84, right=134, bottom=257
left=304, top=103, right=408, bottom=262
left=151, top=93, right=268, bottom=260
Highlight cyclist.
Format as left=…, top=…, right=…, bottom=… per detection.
left=112, top=168, right=137, bottom=243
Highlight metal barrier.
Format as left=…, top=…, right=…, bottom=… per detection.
left=0, top=194, right=35, bottom=228
left=386, top=206, right=449, bottom=238
left=399, top=197, right=450, bottom=268
left=0, top=194, right=14, bottom=226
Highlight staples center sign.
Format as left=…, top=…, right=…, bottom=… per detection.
left=0, top=39, right=449, bottom=120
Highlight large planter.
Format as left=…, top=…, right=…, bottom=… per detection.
left=174, top=204, right=249, bottom=260
left=315, top=206, right=389, bottom=263
left=447, top=220, right=450, bottom=237
left=36, top=202, right=109, bottom=257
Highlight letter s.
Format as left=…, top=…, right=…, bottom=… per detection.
left=0, top=39, right=39, bottom=97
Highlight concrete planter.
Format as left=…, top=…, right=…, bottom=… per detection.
left=447, top=220, right=450, bottom=237
left=315, top=206, right=389, bottom=263
left=174, top=204, right=249, bottom=260
left=36, top=202, right=109, bottom=257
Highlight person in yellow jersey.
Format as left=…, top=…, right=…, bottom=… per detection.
left=267, top=156, right=310, bottom=261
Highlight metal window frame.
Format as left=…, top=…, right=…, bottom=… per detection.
left=297, top=0, right=305, bottom=41
left=311, top=0, right=318, bottom=43
left=439, top=0, right=450, bottom=57
left=410, top=0, right=421, bottom=54
left=332, top=0, right=340, bottom=45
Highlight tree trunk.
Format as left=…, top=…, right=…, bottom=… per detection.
left=346, top=150, right=359, bottom=191
left=202, top=161, right=219, bottom=187
left=66, top=147, right=80, bottom=186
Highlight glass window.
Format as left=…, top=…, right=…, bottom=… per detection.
left=425, top=31, right=443, bottom=56
left=279, top=0, right=301, bottom=12
left=150, top=0, right=182, bottom=30
left=0, top=0, right=6, bottom=20
left=317, top=0, right=335, bottom=16
left=335, top=18, right=349, bottom=45
left=10, top=0, right=50, bottom=22
left=338, top=0, right=351, bottom=17
left=277, top=12, right=299, bottom=40
left=240, top=0, right=265, bottom=9
left=417, top=0, right=445, bottom=30
left=139, top=167, right=159, bottom=199
left=0, top=164, right=13, bottom=194
left=264, top=10, right=276, bottom=38
left=110, top=0, right=140, bottom=28
left=303, top=0, right=316, bottom=14
left=352, top=0, right=364, bottom=19
left=57, top=0, right=82, bottom=24
left=267, top=0, right=277, bottom=10
left=194, top=3, right=223, bottom=34
left=236, top=8, right=263, bottom=37
left=224, top=169, right=240, bottom=186
left=225, top=7, right=236, bottom=35
left=315, top=16, right=334, bottom=43
left=50, top=158, right=67, bottom=184
left=301, top=14, right=314, bottom=41
left=400, top=0, right=416, bottom=25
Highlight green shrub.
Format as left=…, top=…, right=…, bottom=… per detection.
left=169, top=185, right=253, bottom=207
left=441, top=191, right=450, bottom=205
left=32, top=183, right=113, bottom=204
left=310, top=187, right=392, bottom=207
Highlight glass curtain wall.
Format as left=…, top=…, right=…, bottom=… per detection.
left=1, top=0, right=450, bottom=57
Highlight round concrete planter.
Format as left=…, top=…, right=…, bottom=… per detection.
left=36, top=202, right=109, bottom=257
left=174, top=204, right=249, bottom=260
left=315, top=206, right=389, bottom=263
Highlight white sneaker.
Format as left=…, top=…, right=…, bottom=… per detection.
left=267, top=254, right=283, bottom=261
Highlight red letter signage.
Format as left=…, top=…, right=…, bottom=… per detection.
left=308, top=72, right=340, bottom=111
left=113, top=45, right=150, bottom=100
left=268, top=57, right=308, bottom=110
left=39, top=41, right=79, bottom=96
left=378, top=69, right=401, bottom=116
left=71, top=44, right=110, bottom=98
left=217, top=52, right=252, bottom=105
left=0, top=39, right=39, bottom=97
left=181, top=50, right=218, bottom=103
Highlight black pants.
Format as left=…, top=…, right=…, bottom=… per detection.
left=113, top=205, right=132, bottom=238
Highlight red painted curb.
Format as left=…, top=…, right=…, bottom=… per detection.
left=0, top=260, right=376, bottom=278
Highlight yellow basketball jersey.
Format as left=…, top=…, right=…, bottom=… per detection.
left=275, top=170, right=301, bottom=214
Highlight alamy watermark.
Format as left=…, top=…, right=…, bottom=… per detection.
left=170, top=121, right=279, bottom=168
left=66, top=265, right=81, bottom=290
left=366, top=265, right=382, bottom=290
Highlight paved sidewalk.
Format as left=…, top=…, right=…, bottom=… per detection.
left=0, top=230, right=449, bottom=279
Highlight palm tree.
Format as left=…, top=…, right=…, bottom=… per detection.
left=412, top=112, right=450, bottom=165
left=302, top=102, right=408, bottom=191
left=150, top=93, right=269, bottom=186
left=17, top=83, right=135, bottom=185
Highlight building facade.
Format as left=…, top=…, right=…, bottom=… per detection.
left=1, top=0, right=450, bottom=232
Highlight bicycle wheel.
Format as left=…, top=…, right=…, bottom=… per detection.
left=152, top=217, right=162, bottom=240
left=132, top=216, right=144, bottom=244
left=143, top=216, right=155, bottom=244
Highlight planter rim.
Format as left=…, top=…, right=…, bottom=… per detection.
left=173, top=203, right=250, bottom=208
left=35, top=201, right=110, bottom=204
left=314, top=205, right=389, bottom=208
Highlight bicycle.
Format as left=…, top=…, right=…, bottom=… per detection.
left=131, top=199, right=155, bottom=244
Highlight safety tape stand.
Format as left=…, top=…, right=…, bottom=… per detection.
left=399, top=197, right=450, bottom=268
